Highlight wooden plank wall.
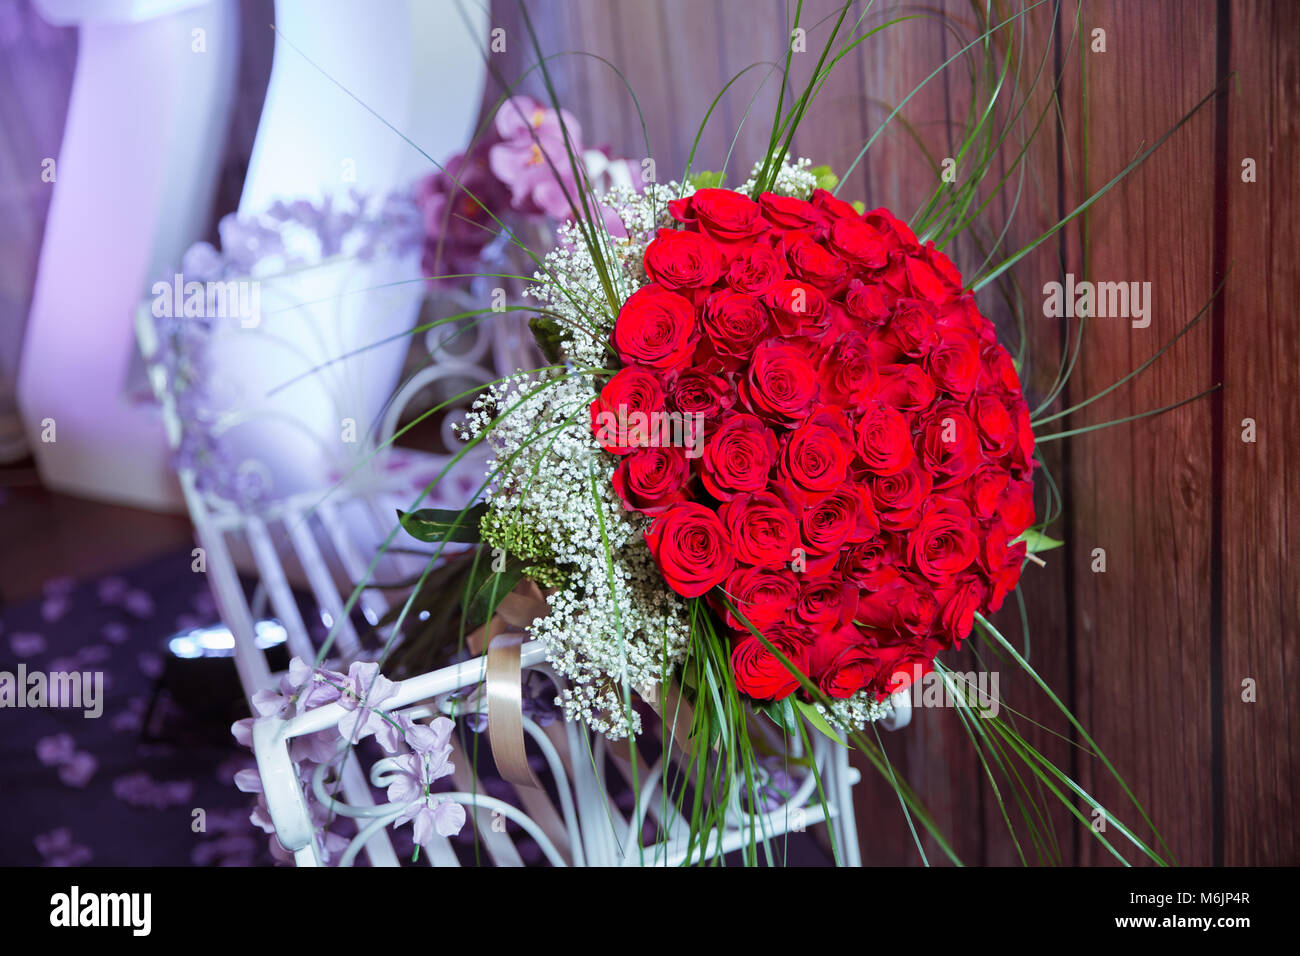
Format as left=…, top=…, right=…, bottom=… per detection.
left=486, top=0, right=1298, bottom=865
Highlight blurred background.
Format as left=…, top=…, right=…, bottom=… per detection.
left=0, top=0, right=1295, bottom=866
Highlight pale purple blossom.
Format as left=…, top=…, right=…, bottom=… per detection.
left=336, top=660, right=397, bottom=744
left=386, top=718, right=465, bottom=845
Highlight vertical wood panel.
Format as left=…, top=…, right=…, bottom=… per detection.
left=1061, top=0, right=1218, bottom=865
left=1222, top=0, right=1300, bottom=867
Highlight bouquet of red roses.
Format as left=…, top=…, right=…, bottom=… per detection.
left=598, top=186, right=1035, bottom=708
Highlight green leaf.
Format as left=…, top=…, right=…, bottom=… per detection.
left=528, top=316, right=565, bottom=364
left=688, top=170, right=725, bottom=190
left=397, top=505, right=486, bottom=544
left=1014, top=529, right=1064, bottom=553
left=464, top=554, right=527, bottom=628
left=850, top=199, right=866, bottom=215
left=793, top=698, right=847, bottom=746
left=777, top=697, right=800, bottom=734
left=809, top=164, right=839, bottom=191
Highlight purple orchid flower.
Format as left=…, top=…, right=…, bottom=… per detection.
left=336, top=660, right=397, bottom=744
left=385, top=716, right=465, bottom=843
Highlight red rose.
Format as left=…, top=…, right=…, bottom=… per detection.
left=729, top=627, right=810, bottom=701
left=828, top=217, right=890, bottom=269
left=840, top=536, right=898, bottom=588
left=919, top=402, right=982, bottom=488
left=700, top=290, right=772, bottom=364
left=782, top=231, right=849, bottom=290
left=926, top=326, right=982, bottom=398
left=677, top=188, right=768, bottom=246
left=611, top=284, right=698, bottom=369
left=879, top=298, right=938, bottom=359
left=935, top=573, right=987, bottom=644
left=905, top=252, right=957, bottom=304
left=799, top=486, right=857, bottom=554
left=810, top=187, right=859, bottom=222
left=590, top=366, right=666, bottom=455
left=726, top=243, right=785, bottom=297
left=869, top=460, right=933, bottom=531
left=717, top=565, right=800, bottom=630
left=996, top=477, right=1035, bottom=532
left=864, top=207, right=919, bottom=250
left=982, top=523, right=1027, bottom=611
left=793, top=575, right=857, bottom=629
left=739, top=340, right=819, bottom=426
left=780, top=417, right=852, bottom=498
left=818, top=331, right=880, bottom=409
left=856, top=570, right=940, bottom=638
left=967, top=467, right=1010, bottom=519
left=1013, top=404, right=1036, bottom=474
left=908, top=497, right=979, bottom=582
left=763, top=278, right=827, bottom=335
left=855, top=400, right=916, bottom=475
left=612, top=446, right=690, bottom=516
left=701, top=413, right=777, bottom=500
left=644, top=502, right=735, bottom=598
left=666, top=368, right=733, bottom=426
left=759, top=192, right=821, bottom=233
left=872, top=642, right=937, bottom=700
left=720, top=490, right=799, bottom=565
left=844, top=279, right=891, bottom=324
left=642, top=228, right=724, bottom=291
left=970, top=391, right=1016, bottom=458
left=876, top=362, right=937, bottom=412
left=808, top=624, right=877, bottom=699
left=921, top=242, right=964, bottom=292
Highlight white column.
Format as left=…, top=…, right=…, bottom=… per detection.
left=18, top=0, right=239, bottom=509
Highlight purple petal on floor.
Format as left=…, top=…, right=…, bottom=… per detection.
left=138, top=652, right=164, bottom=679
left=35, top=733, right=76, bottom=767
left=124, top=590, right=156, bottom=618
left=8, top=632, right=46, bottom=657
left=191, top=590, right=217, bottom=616
left=58, top=752, right=98, bottom=788
left=34, top=828, right=92, bottom=867
left=111, top=771, right=193, bottom=809
left=77, top=645, right=111, bottom=664
left=43, top=576, right=75, bottom=596
left=97, top=576, right=127, bottom=603
left=111, top=709, right=144, bottom=733
left=41, top=595, right=69, bottom=623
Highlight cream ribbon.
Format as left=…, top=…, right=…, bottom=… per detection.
left=464, top=581, right=550, bottom=789
left=468, top=580, right=701, bottom=787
